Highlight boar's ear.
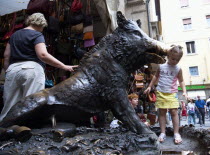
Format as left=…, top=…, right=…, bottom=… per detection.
left=117, top=11, right=128, bottom=28
left=136, top=19, right=141, bottom=28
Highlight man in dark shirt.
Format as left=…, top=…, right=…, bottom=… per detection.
left=195, top=96, right=206, bottom=126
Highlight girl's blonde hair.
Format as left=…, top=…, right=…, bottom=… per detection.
left=25, top=13, right=48, bottom=27
left=168, top=45, right=183, bottom=57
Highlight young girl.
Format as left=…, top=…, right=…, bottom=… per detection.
left=144, top=45, right=187, bottom=144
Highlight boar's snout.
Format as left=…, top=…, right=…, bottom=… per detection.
left=145, top=39, right=169, bottom=64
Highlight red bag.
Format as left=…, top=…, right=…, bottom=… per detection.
left=2, top=13, right=16, bottom=41
left=14, top=23, right=24, bottom=30
left=71, top=0, right=83, bottom=12
left=2, top=31, right=14, bottom=41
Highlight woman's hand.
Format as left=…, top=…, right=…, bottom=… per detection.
left=63, top=65, right=79, bottom=72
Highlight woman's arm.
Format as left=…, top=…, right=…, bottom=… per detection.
left=3, top=43, right=11, bottom=71
left=35, top=43, right=78, bottom=71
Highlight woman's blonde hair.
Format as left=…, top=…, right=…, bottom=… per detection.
left=25, top=13, right=48, bottom=27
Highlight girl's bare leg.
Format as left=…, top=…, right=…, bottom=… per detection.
left=170, top=108, right=182, bottom=144
left=170, top=108, right=179, bottom=133
left=159, top=109, right=167, bottom=133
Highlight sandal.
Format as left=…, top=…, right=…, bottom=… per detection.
left=174, top=133, right=182, bottom=145
left=158, top=133, right=166, bottom=143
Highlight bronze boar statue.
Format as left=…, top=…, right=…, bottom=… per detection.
left=0, top=12, right=167, bottom=134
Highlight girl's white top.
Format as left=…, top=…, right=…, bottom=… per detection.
left=156, top=63, right=181, bottom=93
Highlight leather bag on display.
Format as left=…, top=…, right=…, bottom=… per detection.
left=27, top=0, right=55, bottom=15
left=56, top=40, right=72, bottom=55
left=84, top=38, right=95, bottom=48
left=71, top=0, right=83, bottom=12
left=48, top=16, right=60, bottom=34
left=83, top=25, right=93, bottom=33
left=71, top=23, right=83, bottom=34
left=70, top=11, right=84, bottom=26
left=83, top=31, right=93, bottom=40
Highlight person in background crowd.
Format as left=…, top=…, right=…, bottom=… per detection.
left=0, top=13, right=78, bottom=122
left=195, top=96, right=206, bottom=127
left=144, top=45, right=187, bottom=144
left=187, top=99, right=196, bottom=125
left=181, top=100, right=187, bottom=120
left=206, top=96, right=210, bottom=119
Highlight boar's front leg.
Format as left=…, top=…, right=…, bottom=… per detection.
left=108, top=88, right=153, bottom=134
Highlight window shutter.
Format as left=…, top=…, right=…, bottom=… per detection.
left=180, top=0, right=189, bottom=7
left=206, top=15, right=210, bottom=19
left=183, top=18, right=191, bottom=24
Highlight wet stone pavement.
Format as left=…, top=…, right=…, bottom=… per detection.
left=157, top=116, right=210, bottom=155
left=0, top=118, right=209, bottom=155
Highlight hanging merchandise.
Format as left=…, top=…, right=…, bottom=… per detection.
left=27, top=0, right=55, bottom=16
left=83, top=25, right=93, bottom=33
left=14, top=24, right=24, bottom=31
left=74, top=43, right=86, bottom=60
left=45, top=68, right=56, bottom=88
left=83, top=0, right=92, bottom=27
left=83, top=31, right=93, bottom=40
left=70, top=11, right=84, bottom=26
left=48, top=12, right=60, bottom=34
left=83, top=0, right=95, bottom=48
left=71, top=23, right=83, bottom=34
left=135, top=73, right=144, bottom=89
left=0, top=16, right=8, bottom=36
left=84, top=38, right=95, bottom=48
left=2, top=13, right=17, bottom=41
left=56, top=39, right=72, bottom=55
left=71, top=0, right=83, bottom=12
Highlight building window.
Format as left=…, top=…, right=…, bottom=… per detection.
left=206, top=15, right=210, bottom=27
left=183, top=18, right=192, bottom=30
left=186, top=41, right=195, bottom=54
left=203, top=0, right=210, bottom=4
left=180, top=0, right=189, bottom=7
left=189, top=66, right=199, bottom=76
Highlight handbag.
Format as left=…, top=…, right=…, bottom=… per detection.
left=2, top=13, right=16, bottom=41
left=84, top=0, right=93, bottom=26
left=14, top=23, right=24, bottom=30
left=45, top=72, right=55, bottom=88
left=135, top=75, right=144, bottom=81
left=56, top=40, right=72, bottom=55
left=70, top=11, right=84, bottom=26
left=84, top=38, right=95, bottom=48
left=74, top=46, right=86, bottom=60
left=45, top=79, right=54, bottom=88
left=71, top=0, right=83, bottom=12
left=83, top=25, right=93, bottom=33
left=83, top=31, right=93, bottom=40
left=48, top=15, right=60, bottom=34
left=71, top=23, right=83, bottom=34
left=27, top=0, right=55, bottom=15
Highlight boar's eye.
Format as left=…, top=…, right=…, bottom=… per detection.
left=133, top=30, right=143, bottom=38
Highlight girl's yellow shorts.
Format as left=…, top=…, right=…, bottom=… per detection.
left=155, top=91, right=179, bottom=109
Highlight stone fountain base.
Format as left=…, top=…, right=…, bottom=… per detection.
left=0, top=123, right=159, bottom=155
